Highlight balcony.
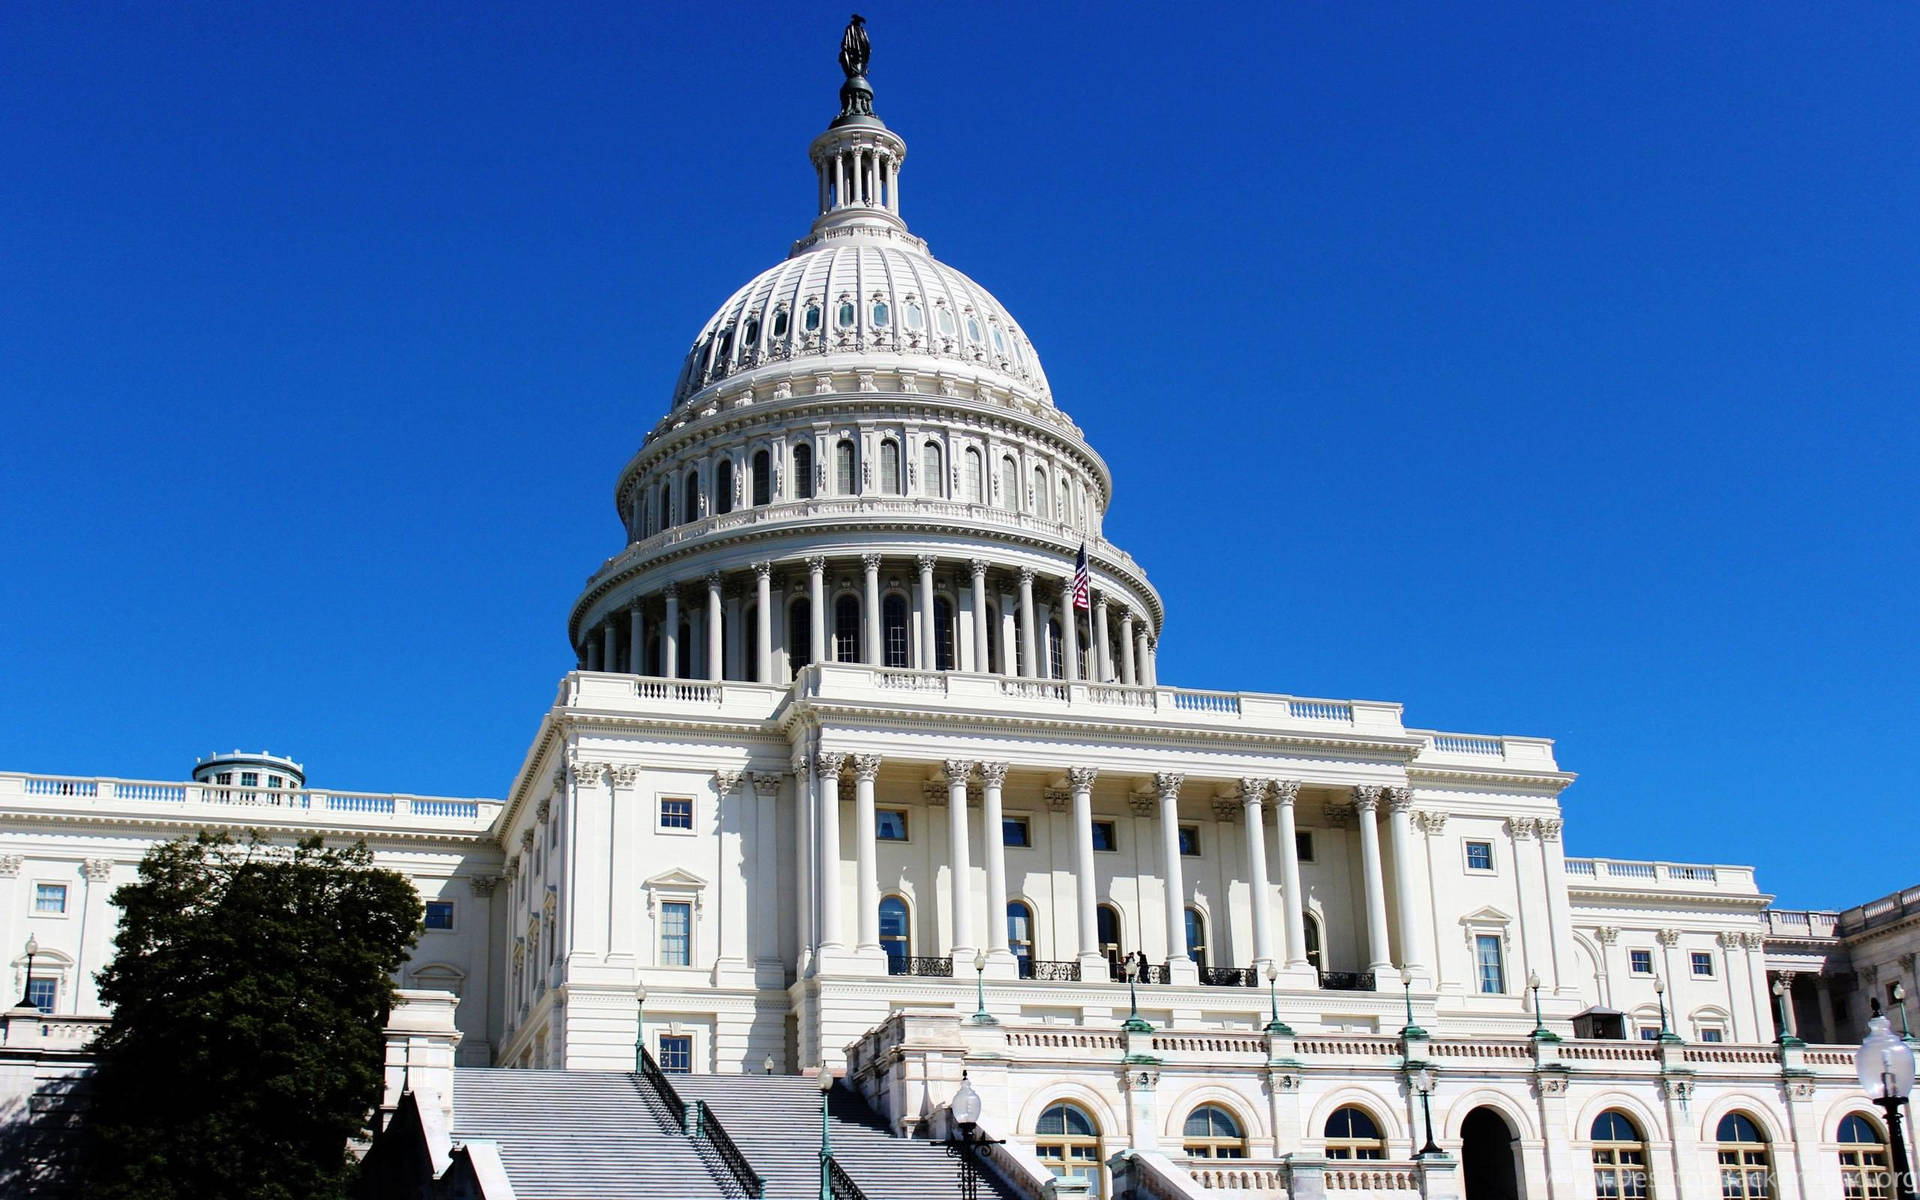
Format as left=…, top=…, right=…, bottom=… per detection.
left=886, top=956, right=953, bottom=978
left=1763, top=909, right=1841, bottom=942
left=1562, top=856, right=1760, bottom=895
left=3, top=772, right=501, bottom=833
left=1318, top=971, right=1377, bottom=992
left=1198, top=966, right=1258, bottom=988
left=1016, top=958, right=1081, bottom=982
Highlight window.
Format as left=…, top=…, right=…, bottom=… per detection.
left=1047, top=619, right=1063, bottom=679
left=752, top=450, right=771, bottom=506
left=1002, top=816, right=1031, bottom=847
left=1304, top=915, right=1323, bottom=972
left=905, top=300, right=923, bottom=330
left=834, top=595, right=862, bottom=662
left=714, top=459, right=733, bottom=514
left=936, top=306, right=955, bottom=336
left=1178, top=825, right=1200, bottom=856
left=684, top=468, right=701, bottom=523
left=1640, top=1028, right=1660, bottom=1042
left=965, top=316, right=982, bottom=343
left=922, top=442, right=943, bottom=498
left=658, top=1034, right=692, bottom=1074
left=1324, top=1107, right=1385, bottom=1160
left=424, top=901, right=455, bottom=931
left=1000, top=455, right=1018, bottom=509
left=1630, top=950, right=1654, bottom=975
left=804, top=302, right=821, bottom=333
left=883, top=594, right=910, bottom=668
left=772, top=307, right=790, bottom=339
left=836, top=439, right=857, bottom=494
left=660, top=798, right=694, bottom=831
left=876, top=810, right=908, bottom=841
left=1185, top=907, right=1207, bottom=970
left=1184, top=1105, right=1246, bottom=1159
left=880, top=439, right=901, bottom=494
left=1475, top=933, right=1505, bottom=994
left=963, top=447, right=983, bottom=502
left=1717, top=1113, right=1772, bottom=1200
left=268, top=775, right=282, bottom=789
left=33, top=884, right=67, bottom=915
left=1592, top=1111, right=1649, bottom=1200
left=991, top=325, right=1006, bottom=355
left=661, top=900, right=692, bottom=966
left=789, top=598, right=812, bottom=672
left=793, top=443, right=815, bottom=499
left=872, top=299, right=889, bottom=327
left=743, top=315, right=760, bottom=347
left=879, top=896, right=910, bottom=973
left=1090, top=821, right=1117, bottom=852
left=1691, top=952, right=1715, bottom=977
left=1465, top=841, right=1494, bottom=871
left=1839, top=1114, right=1889, bottom=1200
left=1296, top=832, right=1315, bottom=863
left=1700, top=1028, right=1724, bottom=1043
left=1008, top=902, right=1034, bottom=976
left=241, top=772, right=259, bottom=788
left=660, top=481, right=673, bottom=528
left=216, top=771, right=232, bottom=785
left=1032, top=466, right=1049, bottom=517
left=934, top=596, right=955, bottom=670
left=1035, top=1102, right=1101, bottom=1193
left=837, top=299, right=856, bottom=329
left=26, top=977, right=56, bottom=1014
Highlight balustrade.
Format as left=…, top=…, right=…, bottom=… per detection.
left=1318, top=971, right=1376, bottom=992
left=888, top=956, right=953, bottom=978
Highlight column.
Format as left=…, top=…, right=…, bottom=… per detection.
left=851, top=755, right=883, bottom=965
left=1060, top=586, right=1080, bottom=682
left=754, top=563, right=773, bottom=682
left=714, top=771, right=751, bottom=983
left=815, top=752, right=845, bottom=953
left=807, top=557, right=826, bottom=667
left=996, top=588, right=1017, bottom=677
left=1537, top=817, right=1580, bottom=995
left=979, top=763, right=1012, bottom=969
left=1144, top=636, right=1158, bottom=686
left=1094, top=597, right=1113, bottom=682
left=1273, top=781, right=1311, bottom=972
left=628, top=604, right=646, bottom=674
left=1777, top=970, right=1801, bottom=1039
left=791, top=754, right=814, bottom=971
left=1017, top=568, right=1038, bottom=677
left=917, top=555, right=937, bottom=668
left=706, top=572, right=724, bottom=682
left=1813, top=970, right=1837, bottom=1043
left=76, top=859, right=114, bottom=1012
left=970, top=560, right=991, bottom=672
left=1353, top=786, right=1394, bottom=976
left=1119, top=612, right=1138, bottom=685
left=945, top=760, right=976, bottom=963
left=862, top=554, right=882, bottom=666
left=1069, top=768, right=1103, bottom=973
left=1384, top=787, right=1428, bottom=981
left=1239, top=779, right=1274, bottom=970
left=748, top=771, right=783, bottom=982
left=663, top=585, right=681, bottom=679
left=1717, top=932, right=1752, bottom=1041
left=585, top=635, right=601, bottom=671
left=1746, top=933, right=1778, bottom=1041
left=723, top=588, right=745, bottom=680
left=602, top=621, right=618, bottom=673
left=1156, top=772, right=1195, bottom=982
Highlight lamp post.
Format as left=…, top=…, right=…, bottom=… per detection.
left=1654, top=976, right=1682, bottom=1044
left=1412, top=1067, right=1442, bottom=1158
left=1399, top=966, right=1426, bottom=1039
left=633, top=981, right=647, bottom=1073
left=970, top=949, right=996, bottom=1025
left=16, top=934, right=39, bottom=1010
left=764, top=1054, right=776, bottom=1075
left=1857, top=1001, right=1918, bottom=1200
left=1264, top=963, right=1292, bottom=1036
left=1528, top=970, right=1559, bottom=1042
left=819, top=1069, right=836, bottom=1200
left=944, top=1070, right=1005, bottom=1200
left=1896, top=983, right=1913, bottom=1042
left=1122, top=952, right=1153, bottom=1033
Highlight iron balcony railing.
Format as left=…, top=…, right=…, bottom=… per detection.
left=1018, top=958, right=1082, bottom=982
left=887, top=956, right=954, bottom=978
left=690, top=1100, right=764, bottom=1198
left=1319, top=971, right=1377, bottom=992
left=827, top=1155, right=869, bottom=1200
left=1199, top=966, right=1258, bottom=988
left=637, top=1045, right=687, bottom=1129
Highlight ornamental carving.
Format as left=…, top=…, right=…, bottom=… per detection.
left=1067, top=767, right=1098, bottom=790
left=977, top=762, right=1009, bottom=788
left=1505, top=817, right=1538, bottom=840
left=1351, top=785, right=1383, bottom=814
left=1415, top=811, right=1448, bottom=836
left=1537, top=818, right=1563, bottom=841
left=747, top=772, right=783, bottom=797
left=1120, top=1066, right=1159, bottom=1091
left=519, top=828, right=535, bottom=853
left=1534, top=1073, right=1571, bottom=1097
left=1660, top=1078, right=1694, bottom=1102
left=969, top=559, right=989, bottom=579
left=0, top=855, right=21, bottom=879
left=536, top=797, right=551, bottom=824
left=572, top=760, right=606, bottom=787
left=861, top=553, right=882, bottom=573
left=713, top=771, right=742, bottom=796
left=1045, top=787, right=1071, bottom=813
left=1264, top=1067, right=1301, bottom=1093
left=1656, top=929, right=1683, bottom=948
left=1595, top=926, right=1620, bottom=945
left=1153, top=772, right=1183, bottom=800
left=469, top=875, right=501, bottom=897
left=816, top=752, right=846, bottom=779
left=850, top=755, right=882, bottom=783
left=806, top=556, right=827, bottom=576
left=1785, top=1079, right=1816, bottom=1102
left=1239, top=779, right=1268, bottom=804
left=1717, top=931, right=1743, bottom=949
left=82, top=858, right=113, bottom=882
left=609, top=764, right=639, bottom=787
left=1211, top=800, right=1239, bottom=822
left=503, top=856, right=520, bottom=881
left=1385, top=787, right=1414, bottom=815
left=1128, top=794, right=1155, bottom=818
left=1269, top=780, right=1301, bottom=807
left=941, top=760, right=975, bottom=785
left=1741, top=931, right=1766, bottom=951
left=1323, top=802, right=1354, bottom=828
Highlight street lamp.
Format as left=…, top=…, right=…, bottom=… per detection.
left=1264, top=963, right=1292, bottom=1036
left=1411, top=1067, right=1442, bottom=1158
left=1653, top=976, right=1682, bottom=1044
left=1896, top=983, right=1913, bottom=1042
left=633, top=981, right=647, bottom=1073
left=16, top=934, right=39, bottom=1010
left=969, top=949, right=997, bottom=1025
left=1121, top=953, right=1153, bottom=1033
left=1528, top=970, right=1558, bottom=1042
left=1399, top=966, right=1426, bottom=1039
left=764, top=1054, right=776, bottom=1075
left=1857, top=1001, right=1918, bottom=1200
left=945, top=1071, right=1005, bottom=1200
left=819, top=1069, right=836, bottom=1200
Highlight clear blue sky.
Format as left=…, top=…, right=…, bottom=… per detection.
left=2, top=4, right=1914, bottom=910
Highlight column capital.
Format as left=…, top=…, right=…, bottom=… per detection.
left=82, top=858, right=113, bottom=882
left=1505, top=816, right=1539, bottom=840
left=1152, top=771, right=1183, bottom=801
left=747, top=771, right=784, bottom=796
left=1740, top=931, right=1766, bottom=951
left=790, top=751, right=811, bottom=777
left=1415, top=810, right=1448, bottom=836
left=571, top=760, right=607, bottom=787
left=713, top=770, right=742, bottom=796
left=1239, top=778, right=1269, bottom=806
left=942, top=759, right=975, bottom=784
left=969, top=558, right=989, bottom=579
left=753, top=560, right=772, bottom=581
left=1716, top=930, right=1743, bottom=950
left=916, top=554, right=937, bottom=573
left=861, top=553, right=882, bottom=572
left=1594, top=925, right=1620, bottom=945
left=1066, top=766, right=1098, bottom=791
left=1269, top=779, right=1301, bottom=807
left=1385, top=786, right=1414, bottom=815
left=662, top=581, right=679, bottom=602
left=978, top=761, right=1010, bottom=787
left=1128, top=794, right=1155, bottom=818
left=1045, top=786, right=1072, bottom=812
left=1093, top=593, right=1109, bottom=613
left=1656, top=928, right=1683, bottom=948
left=816, top=751, right=846, bottom=779
left=1210, top=799, right=1239, bottom=822
left=851, top=754, right=882, bottom=782
left=1018, top=566, right=1037, bottom=586
left=1351, top=784, right=1383, bottom=814
left=609, top=764, right=639, bottom=788
left=1538, top=817, right=1563, bottom=842
left=706, top=569, right=723, bottom=589
left=806, top=556, right=828, bottom=575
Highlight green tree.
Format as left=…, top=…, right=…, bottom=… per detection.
left=73, top=832, right=422, bottom=1200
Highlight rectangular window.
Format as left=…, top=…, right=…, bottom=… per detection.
left=1700, top=1028, right=1724, bottom=1043
left=876, top=810, right=909, bottom=841
left=1002, top=816, right=1031, bottom=848
left=1178, top=825, right=1200, bottom=856
left=1640, top=1027, right=1660, bottom=1041
left=216, top=772, right=232, bottom=785
left=268, top=775, right=282, bottom=789
left=423, top=901, right=455, bottom=931
left=1295, top=831, right=1314, bottom=863
left=240, top=772, right=258, bottom=788
left=1691, top=951, right=1714, bottom=977
left=1474, top=933, right=1505, bottom=994
left=1465, top=841, right=1494, bottom=872
left=26, top=977, right=56, bottom=1013
left=1091, top=821, right=1117, bottom=852
left=1630, top=949, right=1653, bottom=975
left=33, top=884, right=66, bottom=915
left=658, top=1034, right=692, bottom=1074
left=661, top=901, right=691, bottom=966
left=660, top=798, right=694, bottom=831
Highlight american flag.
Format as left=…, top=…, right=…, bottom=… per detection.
left=1071, top=543, right=1090, bottom=610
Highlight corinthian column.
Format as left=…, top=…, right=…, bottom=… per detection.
left=753, top=562, right=773, bottom=682
left=979, top=762, right=1014, bottom=973
left=852, top=755, right=883, bottom=969
left=807, top=557, right=827, bottom=668
left=970, top=560, right=991, bottom=672
left=1156, top=772, right=1197, bottom=983
left=1353, top=786, right=1394, bottom=978
left=1018, top=568, right=1038, bottom=678
left=944, top=760, right=976, bottom=963
left=862, top=554, right=882, bottom=666
left=1240, top=779, right=1273, bottom=970
left=1119, top=611, right=1137, bottom=685
left=1384, top=786, right=1428, bottom=983
left=815, top=752, right=846, bottom=956
left=663, top=585, right=681, bottom=679
left=1068, top=767, right=1104, bottom=974
left=706, top=571, right=724, bottom=682
left=1272, top=781, right=1311, bottom=976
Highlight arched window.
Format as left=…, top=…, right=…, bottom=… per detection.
left=1097, top=904, right=1123, bottom=978
left=1324, top=1107, right=1385, bottom=1160
left=793, top=443, right=815, bottom=500
left=751, top=450, right=771, bottom=506
left=1035, top=1102, right=1101, bottom=1193
left=879, top=896, right=910, bottom=975
left=789, top=599, right=812, bottom=675
left=1058, top=479, right=1070, bottom=524
left=1001, top=455, right=1019, bottom=509
left=963, top=447, right=983, bottom=502
left=714, top=459, right=734, bottom=515
left=1008, top=902, right=1034, bottom=977
left=742, top=315, right=759, bottom=348
left=1839, top=1114, right=1888, bottom=1200
left=836, top=298, right=856, bottom=329
left=923, top=441, right=944, bottom=498
left=834, top=595, right=861, bottom=663
left=1304, top=914, right=1324, bottom=973
left=1592, top=1111, right=1649, bottom=1200
left=772, top=307, right=790, bottom=339
left=661, top=481, right=674, bottom=528
left=1718, top=1113, right=1772, bottom=1200
left=1184, top=1105, right=1246, bottom=1159
left=1033, top=466, right=1049, bottom=517
left=804, top=301, right=822, bottom=333
left=683, top=468, right=701, bottom=524
left=882, top=594, right=910, bottom=669
left=934, top=596, right=955, bottom=670
left=880, top=439, right=902, bottom=494
left=1185, top=907, right=1208, bottom=970
left=836, top=439, right=857, bottom=495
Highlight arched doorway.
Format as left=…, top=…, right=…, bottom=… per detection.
left=1461, top=1106, right=1519, bottom=1200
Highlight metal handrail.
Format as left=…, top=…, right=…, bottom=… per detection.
left=888, top=956, right=953, bottom=978
left=1318, top=971, right=1377, bottom=992
left=827, top=1155, right=869, bottom=1200
left=693, top=1100, right=764, bottom=1198
left=1199, top=966, right=1258, bottom=988
left=637, top=1045, right=687, bottom=1130
left=1021, top=959, right=1081, bottom=982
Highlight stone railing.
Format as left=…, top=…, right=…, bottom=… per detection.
left=1763, top=909, right=1840, bottom=940
left=1562, top=857, right=1757, bottom=892
left=1326, top=1163, right=1421, bottom=1191
left=2, top=772, right=499, bottom=828
left=1428, top=1038, right=1534, bottom=1060
left=1839, top=886, right=1920, bottom=937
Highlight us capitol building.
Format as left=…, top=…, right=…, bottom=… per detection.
left=2, top=21, right=1911, bottom=1200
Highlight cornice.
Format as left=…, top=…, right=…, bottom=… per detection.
left=1566, top=886, right=1774, bottom=912
left=3, top=807, right=497, bottom=851
left=1407, top=764, right=1578, bottom=791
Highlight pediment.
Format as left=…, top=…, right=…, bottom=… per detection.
left=643, top=867, right=709, bottom=890
left=1459, top=905, right=1513, bottom=926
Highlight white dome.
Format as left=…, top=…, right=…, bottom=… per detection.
left=671, top=240, right=1052, bottom=411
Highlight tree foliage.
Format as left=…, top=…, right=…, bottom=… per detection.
left=74, top=832, right=422, bottom=1200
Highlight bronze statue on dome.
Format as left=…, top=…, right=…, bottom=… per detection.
left=837, top=15, right=874, bottom=119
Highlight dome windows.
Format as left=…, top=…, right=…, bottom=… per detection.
left=965, top=315, right=983, bottom=343
left=771, top=307, right=790, bottom=339
left=804, top=302, right=822, bottom=333
left=714, top=328, right=733, bottom=362
left=742, top=316, right=760, bottom=348
left=904, top=300, right=924, bottom=331
left=990, top=324, right=1006, bottom=354
left=837, top=298, right=857, bottom=330
left=935, top=306, right=956, bottom=337
left=871, top=297, right=890, bottom=328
